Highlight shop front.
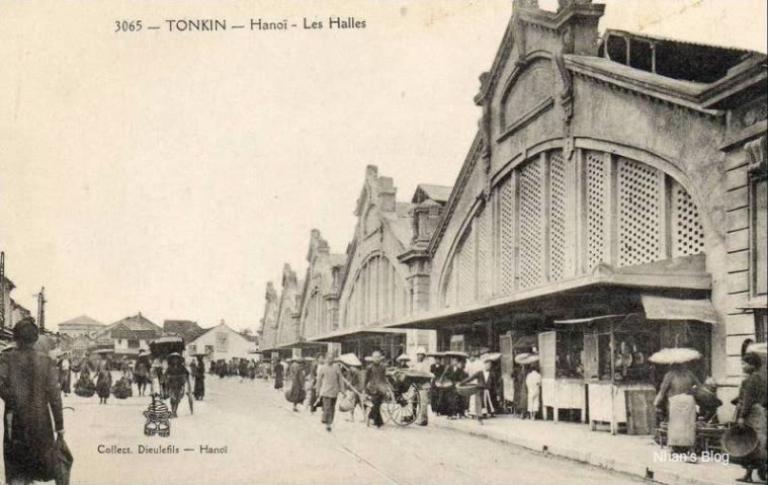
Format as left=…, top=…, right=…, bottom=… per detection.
left=385, top=255, right=714, bottom=435
left=311, top=327, right=406, bottom=363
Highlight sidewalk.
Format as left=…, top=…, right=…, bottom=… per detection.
left=429, top=414, right=746, bottom=485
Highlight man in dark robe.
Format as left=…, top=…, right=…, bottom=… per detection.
left=0, top=317, right=66, bottom=485
left=430, top=354, right=446, bottom=415
left=364, top=351, right=388, bottom=428
left=165, top=353, right=190, bottom=418
left=193, top=356, right=206, bottom=400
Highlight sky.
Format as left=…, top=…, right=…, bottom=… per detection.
left=0, top=0, right=765, bottom=332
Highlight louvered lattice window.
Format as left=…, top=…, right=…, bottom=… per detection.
left=499, top=177, right=516, bottom=295
left=458, top=230, right=475, bottom=305
left=618, top=157, right=662, bottom=267
left=586, top=152, right=606, bottom=271
left=519, top=159, right=544, bottom=288
left=550, top=153, right=567, bottom=281
left=671, top=182, right=705, bottom=257
left=476, top=207, right=490, bottom=299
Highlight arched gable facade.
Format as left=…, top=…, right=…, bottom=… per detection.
left=298, top=230, right=344, bottom=342
left=343, top=252, right=408, bottom=328
left=438, top=145, right=706, bottom=308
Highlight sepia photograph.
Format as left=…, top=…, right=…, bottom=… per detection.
left=0, top=0, right=766, bottom=484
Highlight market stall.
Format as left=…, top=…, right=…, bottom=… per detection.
left=538, top=329, right=586, bottom=423
left=554, top=303, right=713, bottom=435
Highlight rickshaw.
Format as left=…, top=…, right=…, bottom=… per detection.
left=380, top=367, right=433, bottom=426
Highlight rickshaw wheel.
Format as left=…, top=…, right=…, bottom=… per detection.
left=382, top=383, right=420, bottom=427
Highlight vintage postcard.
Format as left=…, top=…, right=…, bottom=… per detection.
left=0, top=1, right=766, bottom=484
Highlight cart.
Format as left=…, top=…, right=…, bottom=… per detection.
left=380, top=368, right=433, bottom=426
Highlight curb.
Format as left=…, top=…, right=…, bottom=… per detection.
left=428, top=417, right=735, bottom=485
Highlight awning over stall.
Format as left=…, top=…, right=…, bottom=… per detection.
left=309, top=326, right=406, bottom=344
left=274, top=339, right=329, bottom=350
left=383, top=255, right=711, bottom=331
left=554, top=314, right=628, bottom=325
left=640, top=295, right=718, bottom=324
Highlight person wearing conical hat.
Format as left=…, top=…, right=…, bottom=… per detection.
left=653, top=362, right=700, bottom=453
left=408, top=348, right=431, bottom=426
left=443, top=352, right=469, bottom=419
left=364, top=351, right=388, bottom=427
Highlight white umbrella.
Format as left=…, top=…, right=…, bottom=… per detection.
left=648, top=347, right=701, bottom=365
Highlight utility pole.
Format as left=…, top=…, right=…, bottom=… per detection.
left=37, top=287, right=46, bottom=332
left=0, top=252, right=5, bottom=330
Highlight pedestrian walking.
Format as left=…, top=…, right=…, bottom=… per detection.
left=165, top=353, right=190, bottom=418
left=732, top=352, right=766, bottom=483
left=0, top=317, right=70, bottom=485
left=193, top=355, right=206, bottom=401
left=239, top=358, right=249, bottom=383
left=364, top=351, right=388, bottom=428
left=338, top=355, right=365, bottom=423
left=134, top=350, right=151, bottom=397
left=286, top=358, right=306, bottom=412
left=307, top=354, right=325, bottom=413
left=316, top=357, right=344, bottom=431
left=273, top=359, right=284, bottom=390
left=58, top=353, right=72, bottom=397
left=96, top=360, right=112, bottom=405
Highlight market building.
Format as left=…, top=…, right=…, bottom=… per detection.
left=378, top=0, right=767, bottom=431
left=94, top=313, right=163, bottom=359
left=267, top=263, right=305, bottom=359
left=294, top=229, right=345, bottom=357
left=57, top=315, right=105, bottom=338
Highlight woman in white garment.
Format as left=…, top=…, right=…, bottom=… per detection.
left=525, top=365, right=541, bottom=420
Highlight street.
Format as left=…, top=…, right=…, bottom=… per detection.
left=9, top=375, right=646, bottom=485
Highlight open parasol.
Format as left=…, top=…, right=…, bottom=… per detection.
left=395, top=353, right=410, bottom=362
left=648, top=347, right=701, bottom=365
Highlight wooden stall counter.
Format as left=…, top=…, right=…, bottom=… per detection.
left=587, top=381, right=655, bottom=434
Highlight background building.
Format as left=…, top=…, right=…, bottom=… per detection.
left=95, top=313, right=163, bottom=358
left=57, top=315, right=105, bottom=337
left=187, top=321, right=257, bottom=362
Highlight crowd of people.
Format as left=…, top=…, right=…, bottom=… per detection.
left=265, top=347, right=521, bottom=432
